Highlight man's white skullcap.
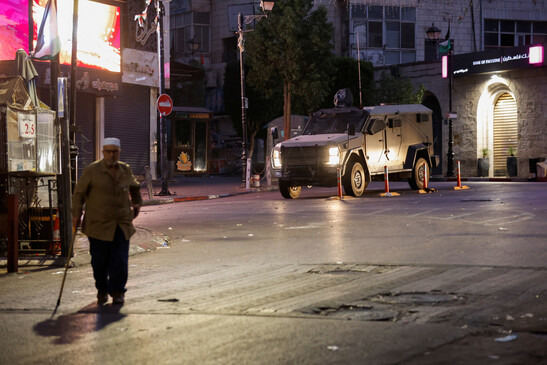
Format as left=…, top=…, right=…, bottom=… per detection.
left=103, top=137, right=121, bottom=148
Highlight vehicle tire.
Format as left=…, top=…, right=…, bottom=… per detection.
left=409, top=157, right=429, bottom=190
left=279, top=180, right=301, bottom=199
left=343, top=159, right=367, bottom=197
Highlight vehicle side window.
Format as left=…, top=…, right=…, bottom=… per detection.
left=366, top=119, right=386, bottom=135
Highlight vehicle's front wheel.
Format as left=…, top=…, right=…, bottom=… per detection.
left=343, top=160, right=367, bottom=197
left=409, top=157, right=429, bottom=190
left=279, top=180, right=301, bottom=199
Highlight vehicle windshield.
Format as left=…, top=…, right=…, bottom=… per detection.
left=302, top=113, right=366, bottom=135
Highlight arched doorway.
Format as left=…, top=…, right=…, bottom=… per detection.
left=422, top=94, right=443, bottom=176
left=476, top=76, right=517, bottom=177
left=492, top=93, right=518, bottom=176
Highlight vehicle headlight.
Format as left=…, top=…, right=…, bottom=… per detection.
left=271, top=148, right=282, bottom=169
left=326, top=147, right=340, bottom=165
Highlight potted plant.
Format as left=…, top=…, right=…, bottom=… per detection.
left=477, top=148, right=489, bottom=177
left=507, top=147, right=518, bottom=177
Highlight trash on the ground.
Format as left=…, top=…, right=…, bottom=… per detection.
left=53, top=271, right=64, bottom=275
left=506, top=314, right=515, bottom=321
left=520, top=313, right=534, bottom=318
left=158, top=298, right=180, bottom=302
left=248, top=233, right=254, bottom=237
left=168, top=227, right=173, bottom=230
left=498, top=227, right=508, bottom=231
left=494, top=334, right=517, bottom=342
left=181, top=239, right=190, bottom=242
left=488, top=355, right=500, bottom=359
left=327, top=346, right=339, bottom=351
left=237, top=223, right=243, bottom=226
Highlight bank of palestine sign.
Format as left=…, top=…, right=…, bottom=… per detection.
left=452, top=44, right=544, bottom=78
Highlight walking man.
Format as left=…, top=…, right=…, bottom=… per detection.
left=72, top=137, right=142, bottom=305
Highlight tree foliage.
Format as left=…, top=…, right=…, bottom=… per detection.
left=324, top=57, right=375, bottom=109
left=244, top=0, right=334, bottom=138
left=372, top=71, right=426, bottom=105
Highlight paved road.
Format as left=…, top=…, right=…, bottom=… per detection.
left=0, top=182, right=546, bottom=364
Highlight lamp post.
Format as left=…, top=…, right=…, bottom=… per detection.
left=426, top=23, right=441, bottom=60
left=155, top=0, right=171, bottom=195
left=236, top=0, right=275, bottom=189
left=426, top=22, right=455, bottom=177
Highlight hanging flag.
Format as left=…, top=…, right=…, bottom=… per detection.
left=33, top=0, right=62, bottom=60
left=439, top=20, right=451, bottom=53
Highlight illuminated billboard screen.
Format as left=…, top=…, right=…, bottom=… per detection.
left=0, top=0, right=30, bottom=60
left=32, top=0, right=121, bottom=72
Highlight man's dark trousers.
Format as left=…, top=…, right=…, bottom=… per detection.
left=89, top=225, right=129, bottom=295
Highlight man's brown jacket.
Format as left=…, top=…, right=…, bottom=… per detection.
left=72, top=159, right=142, bottom=241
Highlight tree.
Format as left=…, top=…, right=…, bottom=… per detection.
left=223, top=60, right=282, bottom=161
left=372, top=70, right=426, bottom=105
left=325, top=57, right=375, bottom=109
left=245, top=0, right=334, bottom=140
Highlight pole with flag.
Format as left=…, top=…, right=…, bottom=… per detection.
left=439, top=19, right=451, bottom=54
left=33, top=0, right=61, bottom=60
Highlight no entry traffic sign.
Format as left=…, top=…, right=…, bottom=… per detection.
left=157, top=93, right=173, bottom=116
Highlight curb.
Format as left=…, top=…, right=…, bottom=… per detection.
left=141, top=186, right=278, bottom=206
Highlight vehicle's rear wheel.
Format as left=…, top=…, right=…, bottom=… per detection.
left=408, top=157, right=429, bottom=190
left=343, top=160, right=367, bottom=197
left=279, top=180, right=301, bottom=199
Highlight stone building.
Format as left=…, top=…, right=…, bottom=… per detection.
left=175, top=0, right=545, bottom=178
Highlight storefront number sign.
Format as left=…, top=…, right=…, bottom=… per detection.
left=18, top=113, right=36, bottom=138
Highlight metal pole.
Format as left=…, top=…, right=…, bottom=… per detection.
left=446, top=50, right=455, bottom=177
left=238, top=13, right=249, bottom=188
left=357, top=32, right=363, bottom=108
left=69, top=0, right=79, bottom=191
left=157, top=0, right=170, bottom=196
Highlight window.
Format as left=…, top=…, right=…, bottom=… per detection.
left=170, top=11, right=210, bottom=57
left=484, top=19, right=547, bottom=48
left=350, top=5, right=415, bottom=66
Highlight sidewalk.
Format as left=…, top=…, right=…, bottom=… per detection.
left=0, top=174, right=277, bottom=273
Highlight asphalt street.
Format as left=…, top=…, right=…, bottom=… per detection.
left=0, top=180, right=546, bottom=364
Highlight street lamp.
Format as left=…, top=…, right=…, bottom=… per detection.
left=237, top=0, right=275, bottom=189
left=426, top=22, right=455, bottom=177
left=426, top=23, right=441, bottom=60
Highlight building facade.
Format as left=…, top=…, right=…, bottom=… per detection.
left=173, top=0, right=545, bottom=178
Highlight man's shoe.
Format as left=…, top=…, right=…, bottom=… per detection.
left=112, top=293, right=125, bottom=305
left=97, top=292, right=108, bottom=305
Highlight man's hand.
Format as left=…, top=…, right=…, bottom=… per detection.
left=133, top=204, right=141, bottom=219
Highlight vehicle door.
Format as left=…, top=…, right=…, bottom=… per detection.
left=363, top=117, right=388, bottom=173
left=385, top=117, right=403, bottom=170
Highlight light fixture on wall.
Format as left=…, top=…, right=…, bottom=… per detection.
left=426, top=23, right=441, bottom=60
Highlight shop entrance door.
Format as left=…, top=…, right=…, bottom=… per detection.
left=493, top=93, right=518, bottom=177
left=173, top=119, right=208, bottom=173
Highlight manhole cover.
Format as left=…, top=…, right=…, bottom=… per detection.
left=373, top=292, right=459, bottom=305
left=326, top=306, right=397, bottom=321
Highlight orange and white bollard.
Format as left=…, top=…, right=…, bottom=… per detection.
left=337, top=167, right=343, bottom=199
left=384, top=166, right=390, bottom=194
left=454, top=160, right=470, bottom=190
left=381, top=165, right=399, bottom=196
left=422, top=162, right=428, bottom=189
left=419, top=162, right=437, bottom=193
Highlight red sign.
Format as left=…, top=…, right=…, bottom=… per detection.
left=157, top=94, right=173, bottom=116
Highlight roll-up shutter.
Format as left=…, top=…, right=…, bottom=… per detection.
left=493, top=93, right=517, bottom=177
left=105, top=84, right=150, bottom=176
